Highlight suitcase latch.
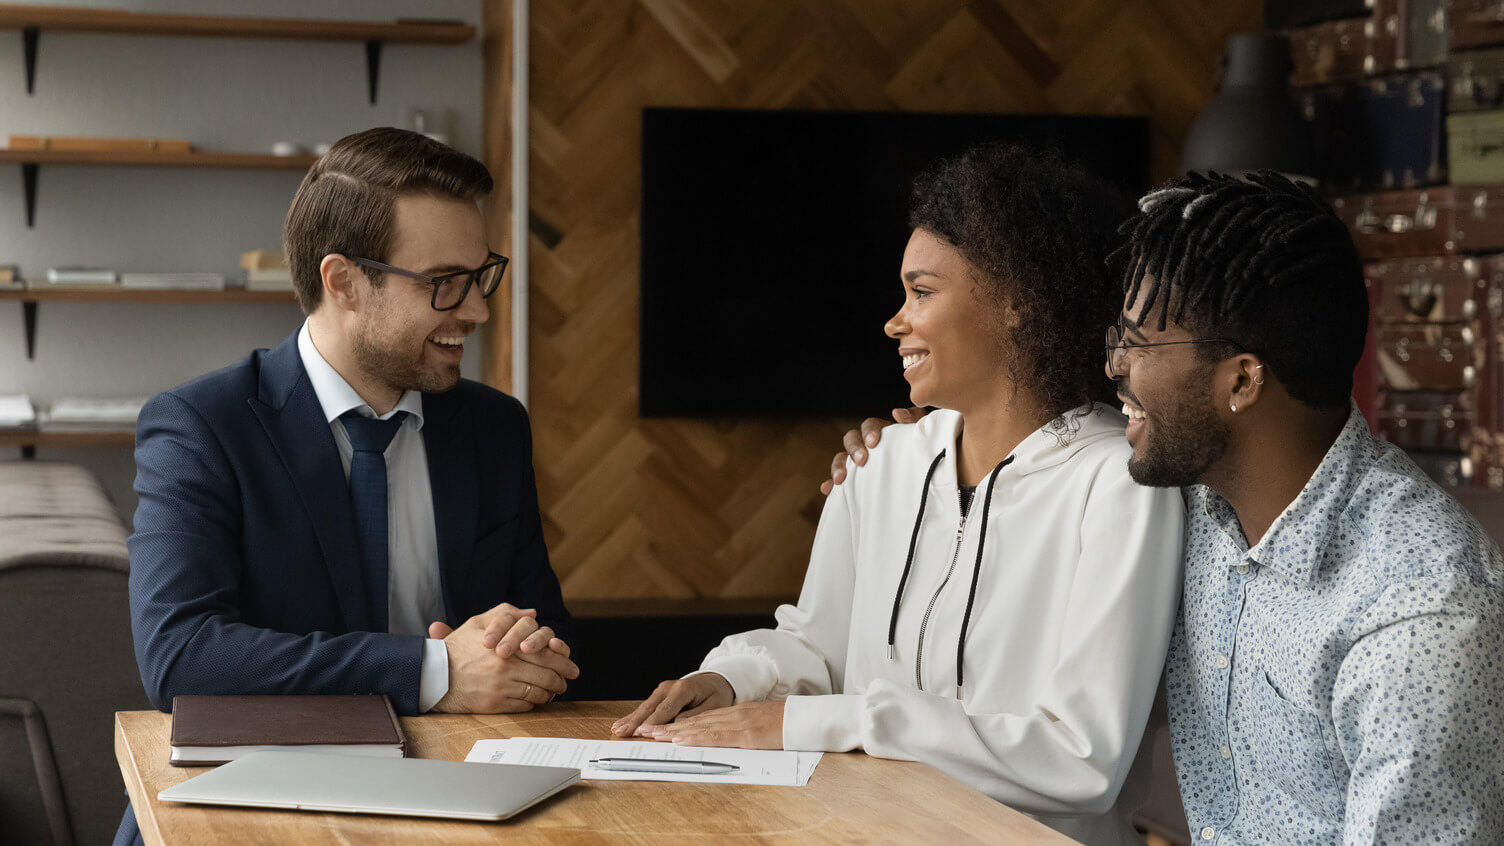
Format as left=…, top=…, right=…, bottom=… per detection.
left=1401, top=277, right=1439, bottom=317
left=1359, top=197, right=1437, bottom=234
left=1465, top=2, right=1504, bottom=25
left=1407, top=78, right=1425, bottom=107
left=1460, top=66, right=1503, bottom=108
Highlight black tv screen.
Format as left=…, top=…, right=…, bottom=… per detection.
left=639, top=108, right=1150, bottom=418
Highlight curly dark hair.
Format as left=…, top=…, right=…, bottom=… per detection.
left=909, top=143, right=1132, bottom=420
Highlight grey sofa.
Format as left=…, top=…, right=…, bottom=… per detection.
left=0, top=461, right=148, bottom=846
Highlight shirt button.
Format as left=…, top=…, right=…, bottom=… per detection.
left=1215, top=654, right=1229, bottom=669
left=1236, top=564, right=1249, bottom=575
left=1201, top=827, right=1216, bottom=840
left=1220, top=745, right=1232, bottom=758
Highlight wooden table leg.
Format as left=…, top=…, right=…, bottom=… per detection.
left=114, top=713, right=163, bottom=846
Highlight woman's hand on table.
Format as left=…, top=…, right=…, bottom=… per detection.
left=639, top=701, right=786, bottom=749
left=612, top=672, right=735, bottom=738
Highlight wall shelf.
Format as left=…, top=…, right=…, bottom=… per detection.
left=0, top=148, right=319, bottom=227
left=0, top=428, right=133, bottom=458
left=0, top=287, right=295, bottom=304
left=0, top=149, right=319, bottom=169
left=0, top=5, right=473, bottom=461
left=0, top=4, right=475, bottom=102
left=0, top=287, right=298, bottom=359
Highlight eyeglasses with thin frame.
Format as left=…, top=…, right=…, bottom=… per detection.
left=351, top=252, right=509, bottom=311
left=1104, top=324, right=1246, bottom=379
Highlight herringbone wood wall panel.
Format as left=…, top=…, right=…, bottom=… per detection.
left=482, top=0, right=1262, bottom=603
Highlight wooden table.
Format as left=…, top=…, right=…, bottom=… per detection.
left=116, top=701, right=1079, bottom=844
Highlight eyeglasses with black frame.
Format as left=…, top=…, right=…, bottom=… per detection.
left=1104, top=324, right=1246, bottom=379
left=351, top=252, right=509, bottom=311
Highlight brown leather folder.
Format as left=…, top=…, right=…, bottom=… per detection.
left=168, top=695, right=407, bottom=767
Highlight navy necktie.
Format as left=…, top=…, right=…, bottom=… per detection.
left=342, top=410, right=407, bottom=633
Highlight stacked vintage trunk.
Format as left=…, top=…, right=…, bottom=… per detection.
left=1279, top=0, right=1504, bottom=490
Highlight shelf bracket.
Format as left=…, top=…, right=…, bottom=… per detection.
left=23, top=26, right=37, bottom=94
left=23, top=300, right=37, bottom=360
left=22, top=162, right=37, bottom=228
left=364, top=39, right=383, bottom=104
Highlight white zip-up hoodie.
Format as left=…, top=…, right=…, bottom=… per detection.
left=699, top=405, right=1185, bottom=846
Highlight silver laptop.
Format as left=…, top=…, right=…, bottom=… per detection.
left=158, top=750, right=580, bottom=821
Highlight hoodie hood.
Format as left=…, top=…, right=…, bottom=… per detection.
left=910, top=403, right=1128, bottom=479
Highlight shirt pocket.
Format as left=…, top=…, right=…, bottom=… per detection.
left=1248, top=669, right=1344, bottom=819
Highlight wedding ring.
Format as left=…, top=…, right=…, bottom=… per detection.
left=524, top=683, right=533, bottom=700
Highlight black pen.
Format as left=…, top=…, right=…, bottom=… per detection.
left=589, top=757, right=739, bottom=774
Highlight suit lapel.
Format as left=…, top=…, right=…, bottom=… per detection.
left=248, top=333, right=369, bottom=632
left=422, top=391, right=475, bottom=625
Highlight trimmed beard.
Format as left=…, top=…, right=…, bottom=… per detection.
left=1126, top=366, right=1231, bottom=488
left=351, top=313, right=462, bottom=397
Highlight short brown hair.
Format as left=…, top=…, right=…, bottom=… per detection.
left=283, top=127, right=493, bottom=313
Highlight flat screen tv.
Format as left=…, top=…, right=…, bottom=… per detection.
left=639, top=107, right=1150, bottom=418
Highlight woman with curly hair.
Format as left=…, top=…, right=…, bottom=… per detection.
left=615, top=144, right=1184, bottom=846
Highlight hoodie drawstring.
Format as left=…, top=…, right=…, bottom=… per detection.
left=956, top=455, right=1011, bottom=698
left=887, top=451, right=945, bottom=659
left=887, top=449, right=1014, bottom=699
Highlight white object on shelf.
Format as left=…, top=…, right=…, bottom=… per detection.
left=44, top=396, right=147, bottom=430
left=121, top=273, right=226, bottom=290
left=45, top=267, right=118, bottom=285
left=244, top=268, right=293, bottom=291
left=0, top=394, right=35, bottom=428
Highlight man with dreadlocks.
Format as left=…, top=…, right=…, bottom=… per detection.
left=1108, top=172, right=1503, bottom=843
left=832, top=171, right=1504, bottom=842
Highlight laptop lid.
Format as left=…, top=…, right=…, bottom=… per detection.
left=158, top=750, right=580, bottom=821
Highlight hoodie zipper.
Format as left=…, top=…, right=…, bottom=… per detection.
left=913, top=488, right=967, bottom=691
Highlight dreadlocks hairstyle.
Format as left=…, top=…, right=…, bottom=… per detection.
left=1112, top=171, right=1367, bottom=409
left=909, top=144, right=1132, bottom=425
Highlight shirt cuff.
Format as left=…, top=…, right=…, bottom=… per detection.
left=417, top=638, right=450, bottom=713
left=696, top=654, right=780, bottom=703
left=783, top=694, right=864, bottom=752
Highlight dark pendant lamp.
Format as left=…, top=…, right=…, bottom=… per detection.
left=1181, top=33, right=1317, bottom=180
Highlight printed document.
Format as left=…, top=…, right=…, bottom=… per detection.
left=465, top=737, right=820, bottom=786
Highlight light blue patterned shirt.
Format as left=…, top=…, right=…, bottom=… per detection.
left=1167, top=405, right=1504, bottom=844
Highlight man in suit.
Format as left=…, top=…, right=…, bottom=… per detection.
left=116, top=128, right=574, bottom=845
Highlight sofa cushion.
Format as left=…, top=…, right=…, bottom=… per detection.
left=0, top=461, right=129, bottom=572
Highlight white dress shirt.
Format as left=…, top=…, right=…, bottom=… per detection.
left=297, top=321, right=449, bottom=711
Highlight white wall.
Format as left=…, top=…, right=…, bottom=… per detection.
left=0, top=0, right=486, bottom=522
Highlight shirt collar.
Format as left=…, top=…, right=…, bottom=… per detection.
left=297, top=320, right=425, bottom=428
left=1197, top=402, right=1372, bottom=583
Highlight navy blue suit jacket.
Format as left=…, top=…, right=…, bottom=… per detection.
left=128, top=331, right=569, bottom=716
